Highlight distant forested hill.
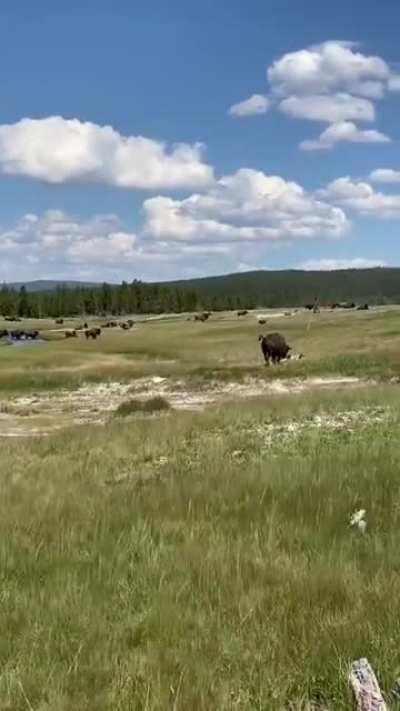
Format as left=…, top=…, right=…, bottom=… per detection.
left=165, top=268, right=400, bottom=308
left=1, top=268, right=400, bottom=317
left=6, top=280, right=99, bottom=292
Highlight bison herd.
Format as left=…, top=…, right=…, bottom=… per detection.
left=0, top=329, right=39, bottom=341
left=0, top=303, right=374, bottom=367
left=305, top=301, right=369, bottom=311
left=63, top=320, right=135, bottom=339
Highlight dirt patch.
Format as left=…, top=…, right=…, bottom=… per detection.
left=0, top=375, right=374, bottom=437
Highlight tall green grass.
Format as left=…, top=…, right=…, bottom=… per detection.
left=1, top=307, right=400, bottom=394
left=0, top=390, right=400, bottom=708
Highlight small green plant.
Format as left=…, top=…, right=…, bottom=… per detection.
left=115, top=396, right=171, bottom=416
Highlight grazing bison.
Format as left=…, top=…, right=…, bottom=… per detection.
left=119, top=322, right=131, bottom=330
left=237, top=310, right=248, bottom=317
left=0, top=329, right=8, bottom=338
left=55, top=318, right=64, bottom=325
left=357, top=303, right=369, bottom=311
left=84, top=327, right=101, bottom=340
left=258, top=332, right=291, bottom=365
left=258, top=319, right=266, bottom=325
left=127, top=319, right=134, bottom=327
left=24, top=330, right=39, bottom=340
left=65, top=329, right=77, bottom=338
left=194, top=312, right=210, bottom=322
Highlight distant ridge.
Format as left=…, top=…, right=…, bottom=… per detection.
left=4, top=280, right=100, bottom=292
left=3, top=267, right=400, bottom=305
left=163, top=267, right=400, bottom=306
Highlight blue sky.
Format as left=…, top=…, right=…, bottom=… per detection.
left=1, top=0, right=400, bottom=282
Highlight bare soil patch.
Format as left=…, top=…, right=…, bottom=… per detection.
left=0, top=375, right=374, bottom=437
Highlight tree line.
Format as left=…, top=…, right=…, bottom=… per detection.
left=0, top=281, right=231, bottom=318
left=2, top=267, right=399, bottom=318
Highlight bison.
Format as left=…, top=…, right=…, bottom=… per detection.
left=0, top=329, right=9, bottom=338
left=237, top=310, right=248, bottom=317
left=258, top=319, right=266, bottom=325
left=65, top=329, right=77, bottom=338
left=55, top=318, right=64, bottom=325
left=84, top=327, right=101, bottom=340
left=258, top=332, right=291, bottom=365
left=194, top=312, right=210, bottom=322
left=24, top=330, right=39, bottom=340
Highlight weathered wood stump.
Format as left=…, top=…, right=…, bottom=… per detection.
left=349, top=658, right=387, bottom=710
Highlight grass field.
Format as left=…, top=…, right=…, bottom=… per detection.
left=1, top=306, right=400, bottom=393
left=1, top=308, right=400, bottom=708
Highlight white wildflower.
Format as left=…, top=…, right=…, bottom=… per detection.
left=350, top=509, right=367, bottom=533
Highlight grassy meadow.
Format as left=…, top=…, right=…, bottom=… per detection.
left=0, top=305, right=400, bottom=392
left=1, top=308, right=400, bottom=708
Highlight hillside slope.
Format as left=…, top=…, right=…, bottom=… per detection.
left=164, top=268, right=400, bottom=306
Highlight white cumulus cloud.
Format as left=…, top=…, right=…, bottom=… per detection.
left=232, top=41, right=399, bottom=149
left=268, top=41, right=390, bottom=97
left=143, top=168, right=348, bottom=244
left=0, top=116, right=214, bottom=189
left=279, top=93, right=375, bottom=123
left=300, top=121, right=390, bottom=150
left=229, top=94, right=270, bottom=117
left=322, top=176, right=400, bottom=218
left=370, top=168, right=400, bottom=183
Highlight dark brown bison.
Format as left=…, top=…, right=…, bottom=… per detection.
left=258, top=319, right=266, bottom=325
left=194, top=312, right=210, bottom=322
left=237, top=310, right=248, bottom=317
left=119, top=322, right=131, bottom=330
left=65, top=329, right=77, bottom=338
left=55, top=318, right=64, bottom=325
left=9, top=330, right=38, bottom=340
left=24, top=330, right=39, bottom=340
left=84, top=327, right=101, bottom=339
left=258, top=333, right=291, bottom=365
left=357, top=303, right=369, bottom=311
left=0, top=329, right=9, bottom=338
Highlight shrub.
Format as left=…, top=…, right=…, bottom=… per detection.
left=115, top=396, right=171, bottom=416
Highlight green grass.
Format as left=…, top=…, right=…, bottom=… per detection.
left=0, top=307, right=400, bottom=394
left=2, top=309, right=400, bottom=707
left=115, top=396, right=171, bottom=416
left=1, top=388, right=400, bottom=708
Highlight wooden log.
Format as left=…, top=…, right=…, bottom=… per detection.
left=349, top=658, right=387, bottom=710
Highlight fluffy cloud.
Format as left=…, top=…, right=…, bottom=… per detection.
left=300, top=257, right=387, bottom=271
left=0, top=116, right=214, bottom=189
left=300, top=121, right=390, bottom=150
left=0, top=211, right=138, bottom=264
left=322, top=177, right=400, bottom=218
left=0, top=210, right=242, bottom=282
left=232, top=41, right=397, bottom=148
left=143, top=168, right=348, bottom=243
left=228, top=94, right=270, bottom=117
left=268, top=41, right=390, bottom=97
left=370, top=168, right=400, bottom=183
left=279, top=93, right=375, bottom=123
left=0, top=209, right=280, bottom=282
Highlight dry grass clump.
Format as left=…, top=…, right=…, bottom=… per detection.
left=115, top=395, right=171, bottom=416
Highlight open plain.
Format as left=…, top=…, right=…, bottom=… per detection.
left=1, top=307, right=400, bottom=709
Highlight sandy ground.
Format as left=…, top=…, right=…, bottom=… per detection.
left=0, top=375, right=374, bottom=437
